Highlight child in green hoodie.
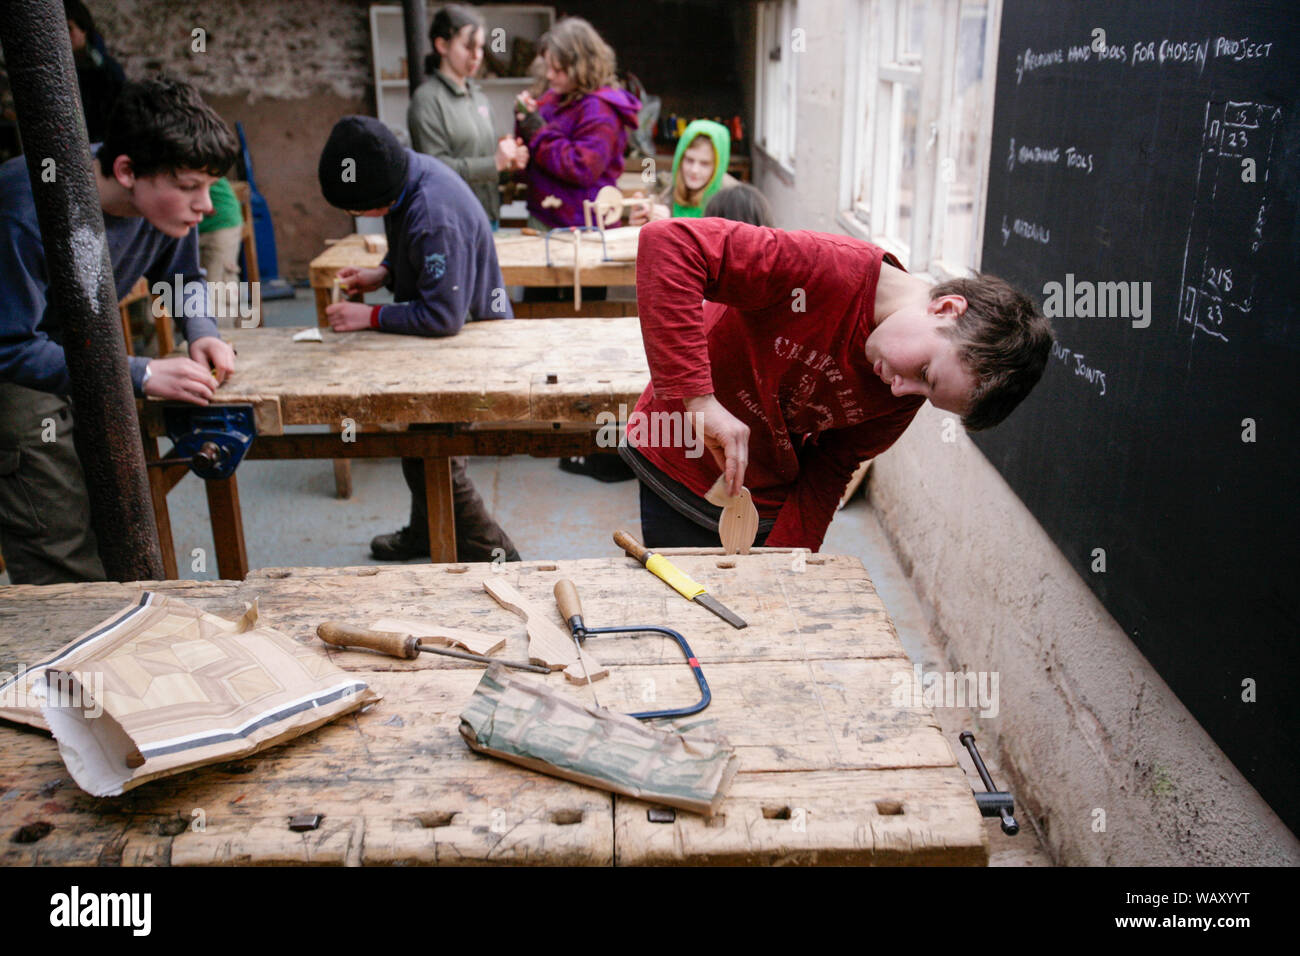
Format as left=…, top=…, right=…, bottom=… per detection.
left=630, top=119, right=736, bottom=224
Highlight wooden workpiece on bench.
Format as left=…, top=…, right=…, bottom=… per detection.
left=493, top=226, right=640, bottom=288
left=0, top=556, right=986, bottom=866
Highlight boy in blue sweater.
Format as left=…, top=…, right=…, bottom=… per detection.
left=317, top=116, right=519, bottom=562
left=0, top=77, right=239, bottom=584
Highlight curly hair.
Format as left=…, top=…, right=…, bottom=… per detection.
left=541, top=17, right=617, bottom=101
left=931, top=273, right=1054, bottom=431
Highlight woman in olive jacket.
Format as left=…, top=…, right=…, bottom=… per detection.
left=407, top=4, right=527, bottom=227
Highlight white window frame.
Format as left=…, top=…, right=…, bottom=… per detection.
left=754, top=0, right=799, bottom=175
left=839, top=0, right=1002, bottom=278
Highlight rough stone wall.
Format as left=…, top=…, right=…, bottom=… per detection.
left=92, top=0, right=373, bottom=102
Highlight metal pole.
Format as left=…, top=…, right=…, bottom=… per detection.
left=0, top=0, right=165, bottom=582
left=402, top=0, right=426, bottom=98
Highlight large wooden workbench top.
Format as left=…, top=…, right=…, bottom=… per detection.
left=143, top=318, right=649, bottom=436
left=0, top=556, right=986, bottom=866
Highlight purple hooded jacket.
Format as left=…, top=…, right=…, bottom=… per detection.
left=520, top=86, right=641, bottom=228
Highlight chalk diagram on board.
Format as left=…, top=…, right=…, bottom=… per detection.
left=1178, top=100, right=1283, bottom=344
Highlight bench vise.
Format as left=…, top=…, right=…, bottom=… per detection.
left=161, top=404, right=257, bottom=480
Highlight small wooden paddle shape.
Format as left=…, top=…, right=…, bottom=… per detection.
left=706, top=474, right=760, bottom=554
left=482, top=579, right=607, bottom=684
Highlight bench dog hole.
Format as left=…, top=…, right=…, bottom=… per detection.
left=11, top=821, right=53, bottom=843
left=874, top=799, right=905, bottom=815
left=444, top=566, right=470, bottom=574
left=761, top=805, right=791, bottom=820
left=417, top=811, right=457, bottom=828
left=716, top=560, right=736, bottom=569
left=550, top=809, right=583, bottom=825
left=535, top=564, right=558, bottom=572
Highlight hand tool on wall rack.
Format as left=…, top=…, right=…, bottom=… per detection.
left=613, top=530, right=748, bottom=629
left=959, top=731, right=1019, bottom=836
left=553, top=579, right=711, bottom=720
left=316, top=622, right=550, bottom=674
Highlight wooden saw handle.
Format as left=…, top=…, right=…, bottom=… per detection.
left=613, top=529, right=651, bottom=564
left=554, top=579, right=584, bottom=626
left=317, top=622, right=420, bottom=660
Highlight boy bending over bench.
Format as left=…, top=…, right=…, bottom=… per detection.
left=621, top=218, right=1053, bottom=550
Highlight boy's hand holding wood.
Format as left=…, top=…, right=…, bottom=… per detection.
left=336, top=265, right=388, bottom=294
left=143, top=356, right=218, bottom=405
left=188, top=336, right=235, bottom=384
left=684, top=393, right=750, bottom=496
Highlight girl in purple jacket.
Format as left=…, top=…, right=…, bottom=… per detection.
left=515, top=18, right=641, bottom=229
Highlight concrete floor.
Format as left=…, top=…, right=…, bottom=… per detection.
left=3, top=289, right=1052, bottom=865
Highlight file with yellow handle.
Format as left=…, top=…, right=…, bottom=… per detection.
left=613, top=530, right=748, bottom=629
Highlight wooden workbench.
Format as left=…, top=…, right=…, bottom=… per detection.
left=141, top=318, right=649, bottom=577
left=0, top=555, right=987, bottom=865
left=496, top=226, right=640, bottom=318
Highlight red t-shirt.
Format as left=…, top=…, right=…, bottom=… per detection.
left=630, top=218, right=924, bottom=551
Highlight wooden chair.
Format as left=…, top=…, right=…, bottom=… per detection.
left=118, top=277, right=174, bottom=356
left=231, top=181, right=259, bottom=284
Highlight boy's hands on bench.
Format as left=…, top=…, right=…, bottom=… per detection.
left=325, top=302, right=374, bottom=332
left=685, top=393, right=750, bottom=496
left=189, top=336, right=235, bottom=385
left=143, top=356, right=219, bottom=405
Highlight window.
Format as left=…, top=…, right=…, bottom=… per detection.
left=840, top=0, right=1001, bottom=276
left=755, top=0, right=799, bottom=172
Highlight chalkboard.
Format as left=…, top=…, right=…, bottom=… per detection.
left=978, top=0, right=1299, bottom=833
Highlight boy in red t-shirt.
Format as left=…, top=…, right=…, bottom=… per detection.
left=620, top=218, right=1053, bottom=551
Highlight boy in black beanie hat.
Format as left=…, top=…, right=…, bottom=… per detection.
left=318, top=115, right=519, bottom=563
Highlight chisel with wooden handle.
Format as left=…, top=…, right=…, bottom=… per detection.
left=316, top=622, right=550, bottom=673
left=613, top=530, right=748, bottom=629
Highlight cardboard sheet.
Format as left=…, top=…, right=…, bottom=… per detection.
left=0, top=592, right=379, bottom=796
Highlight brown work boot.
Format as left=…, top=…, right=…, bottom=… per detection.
left=369, top=526, right=430, bottom=561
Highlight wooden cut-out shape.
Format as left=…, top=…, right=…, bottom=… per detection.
left=706, top=474, right=760, bottom=555
left=371, top=617, right=506, bottom=657
left=482, top=579, right=607, bottom=684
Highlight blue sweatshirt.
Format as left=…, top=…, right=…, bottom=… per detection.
left=377, top=150, right=512, bottom=335
left=0, top=152, right=221, bottom=394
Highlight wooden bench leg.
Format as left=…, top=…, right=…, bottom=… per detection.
left=318, top=298, right=353, bottom=498
left=333, top=458, right=353, bottom=498
left=314, top=286, right=331, bottom=327
left=423, top=456, right=457, bottom=563
left=205, top=474, right=250, bottom=580
left=143, top=438, right=179, bottom=580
